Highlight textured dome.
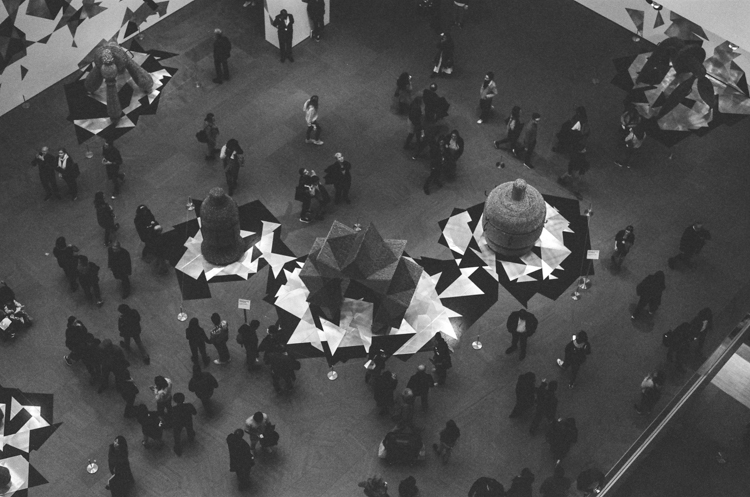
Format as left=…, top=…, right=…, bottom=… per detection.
left=200, top=187, right=247, bottom=265
left=483, top=179, right=546, bottom=256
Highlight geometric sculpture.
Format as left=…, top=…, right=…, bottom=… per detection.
left=483, top=179, right=546, bottom=257
left=200, top=187, right=248, bottom=266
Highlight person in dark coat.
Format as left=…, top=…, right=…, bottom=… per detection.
left=505, top=309, right=538, bottom=360
left=212, top=29, right=231, bottom=84
left=324, top=153, right=352, bottom=205
left=405, top=96, right=425, bottom=151
left=423, top=83, right=449, bottom=122
left=266, top=351, right=300, bottom=392
left=398, top=476, right=419, bottom=497
left=185, top=317, right=211, bottom=366
left=576, top=468, right=605, bottom=496
left=611, top=225, right=635, bottom=269
left=513, top=113, right=541, bottom=168
left=431, top=332, right=452, bottom=385
left=432, top=419, right=460, bottom=464
left=547, top=418, right=578, bottom=463
left=631, top=270, right=666, bottom=320
left=494, top=106, right=522, bottom=151
left=108, top=242, right=132, bottom=298
left=221, top=139, right=244, bottom=196
left=64, top=316, right=88, bottom=365
left=431, top=32, right=454, bottom=77
left=99, top=338, right=131, bottom=393
left=506, top=468, right=534, bottom=497
left=303, top=0, right=325, bottom=41
left=297, top=168, right=316, bottom=222
left=443, top=129, right=464, bottom=180
left=423, top=136, right=446, bottom=195
left=553, top=106, right=590, bottom=155
left=102, top=141, right=125, bottom=197
left=133, top=205, right=156, bottom=258
left=665, top=322, right=692, bottom=371
left=117, top=374, right=139, bottom=418
left=365, top=347, right=388, bottom=383
left=54, top=236, right=79, bottom=291
left=540, top=465, right=572, bottom=497
left=106, top=436, right=134, bottom=497
left=94, top=191, right=119, bottom=246
left=406, top=364, right=435, bottom=409
left=237, top=320, right=260, bottom=370
left=55, top=148, right=80, bottom=200
left=529, top=380, right=558, bottom=435
left=689, top=307, right=713, bottom=353
left=668, top=222, right=711, bottom=269
left=271, top=10, right=295, bottom=62
left=118, top=304, right=149, bottom=364
left=556, top=331, right=591, bottom=388
left=556, top=144, right=589, bottom=199
left=209, top=312, right=231, bottom=365
left=227, top=429, right=254, bottom=490
left=171, top=393, right=197, bottom=456
left=31, top=146, right=60, bottom=200
left=634, top=370, right=665, bottom=415
left=395, top=72, right=413, bottom=115
left=373, top=369, right=398, bottom=415
left=468, top=477, right=505, bottom=497
left=509, top=372, right=536, bottom=418
left=77, top=255, right=104, bottom=306
left=188, top=364, right=219, bottom=409
left=135, top=404, right=163, bottom=449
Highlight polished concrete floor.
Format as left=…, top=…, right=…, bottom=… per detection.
left=2, top=0, right=750, bottom=495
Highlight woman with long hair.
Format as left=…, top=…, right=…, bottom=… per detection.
left=106, top=436, right=134, bottom=497
left=94, top=191, right=119, bottom=246
left=220, top=138, right=245, bottom=195
left=304, top=95, right=323, bottom=145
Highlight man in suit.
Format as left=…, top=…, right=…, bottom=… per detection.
left=271, top=10, right=295, bottom=62
left=31, top=146, right=60, bottom=200
left=324, top=153, right=352, bottom=204
left=505, top=308, right=538, bottom=360
left=212, top=29, right=232, bottom=84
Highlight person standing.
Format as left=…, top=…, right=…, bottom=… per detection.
left=94, top=191, right=119, bottom=247
left=631, top=270, right=666, bottom=320
left=297, top=168, right=316, bottom=222
left=102, top=141, right=125, bottom=197
left=324, top=152, right=352, bottom=205
left=117, top=375, right=139, bottom=418
left=539, top=465, right=572, bottom=497
left=689, top=307, right=713, bottom=353
left=431, top=332, right=452, bottom=385
left=271, top=10, right=295, bottom=62
left=135, top=404, right=164, bottom=449
left=244, top=411, right=270, bottom=451
left=106, top=436, right=134, bottom=497
left=432, top=419, right=460, bottom=464
left=443, top=129, right=464, bottom=180
left=494, top=106, right=522, bottom=151
left=77, top=255, right=104, bottom=306
left=529, top=380, right=558, bottom=435
left=365, top=347, right=388, bottom=383
left=118, top=304, right=150, bottom=365
left=395, top=73, right=413, bottom=115
left=477, top=72, right=497, bottom=124
left=265, top=350, right=300, bottom=392
left=212, top=29, right=231, bottom=84
left=150, top=375, right=173, bottom=415
left=227, top=429, right=254, bottom=490
left=209, top=312, right=231, bottom=365
left=203, top=113, right=220, bottom=160
left=546, top=418, right=578, bottom=464
left=505, top=308, right=538, bottom=360
left=303, top=0, right=325, bottom=41
left=98, top=339, right=130, bottom=393
left=634, top=370, right=665, bottom=415
left=188, top=364, right=219, bottom=409
left=668, top=222, right=711, bottom=269
left=170, top=393, right=197, bottom=456
left=611, top=225, right=635, bottom=270
left=506, top=468, right=534, bottom=497
left=303, top=95, right=323, bottom=145
left=398, top=476, right=419, bottom=497
left=237, top=320, right=260, bottom=370
left=108, top=242, right=132, bottom=299
left=614, top=123, right=646, bottom=168
left=64, top=316, right=89, bottom=365
left=54, top=237, right=79, bottom=291
left=56, top=148, right=80, bottom=200
left=220, top=139, right=244, bottom=196
left=556, top=331, right=591, bottom=388
left=514, top=113, right=541, bottom=168
left=31, top=146, right=60, bottom=200
left=407, top=364, right=434, bottom=409
left=431, top=32, right=454, bottom=78
left=665, top=322, right=692, bottom=371
left=553, top=106, right=590, bottom=154
left=509, top=372, right=536, bottom=418
left=556, top=144, right=589, bottom=199
left=405, top=96, right=425, bottom=152
left=373, top=369, right=398, bottom=416
left=306, top=175, right=330, bottom=221
left=468, top=477, right=505, bottom=497
left=134, top=205, right=156, bottom=259
left=423, top=136, right=446, bottom=195
left=185, top=317, right=211, bottom=366
left=423, top=83, right=449, bottom=122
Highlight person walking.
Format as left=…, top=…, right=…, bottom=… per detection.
left=634, top=370, right=665, bottom=415
left=405, top=96, right=425, bottom=153
left=423, top=135, right=446, bottom=195
left=614, top=123, right=646, bottom=168
left=539, top=465, right=572, bottom=497
left=54, top=237, right=79, bottom=291
left=505, top=308, right=538, bottom=360
left=203, top=113, right=220, bottom=160
left=117, top=374, right=139, bottom=418
left=611, top=225, right=635, bottom=270
left=556, top=144, right=589, bottom=199
left=303, top=0, right=325, bottom=41
left=150, top=375, right=173, bottom=415
left=506, top=468, right=534, bottom=497
left=98, top=339, right=130, bottom=393
left=509, top=372, right=536, bottom=418
left=689, top=307, right=713, bottom=353
left=407, top=364, right=434, bottom=410
left=212, top=29, right=231, bottom=84
left=227, top=429, right=254, bottom=490
left=556, top=331, right=591, bottom=388
left=77, top=255, right=104, bottom=306
left=468, top=477, right=505, bottom=497
left=431, top=332, right=452, bottom=385
left=304, top=95, right=323, bottom=145
left=631, top=270, right=666, bottom=320
left=432, top=419, right=460, bottom=464
left=668, top=222, right=711, bottom=269
left=394, top=72, right=413, bottom=115
left=188, top=364, right=219, bottom=409
left=547, top=418, right=578, bottom=464
left=220, top=139, right=245, bottom=196
left=135, top=404, right=163, bottom=449
left=102, top=141, right=125, bottom=197
left=529, top=380, right=558, bottom=435
left=31, top=146, right=60, bottom=200
left=324, top=153, right=352, bottom=205
left=244, top=411, right=270, bottom=451
left=266, top=350, right=300, bottom=393
left=236, top=320, right=260, bottom=370
left=94, top=192, right=119, bottom=247
left=107, top=241, right=132, bottom=298
left=513, top=113, right=541, bottom=168
left=373, top=369, right=398, bottom=416
left=106, top=436, right=134, bottom=497
left=170, top=393, right=197, bottom=456
left=431, top=32, right=454, bottom=78
left=271, top=10, right=295, bottom=62
left=443, top=129, right=464, bottom=180
left=118, top=304, right=150, bottom=364
left=64, top=316, right=89, bottom=365
left=477, top=72, right=497, bottom=124
left=55, top=148, right=80, bottom=200
left=553, top=106, right=590, bottom=154
left=186, top=317, right=211, bottom=366
left=664, top=322, right=692, bottom=371
left=494, top=106, right=522, bottom=150
left=209, top=312, right=231, bottom=365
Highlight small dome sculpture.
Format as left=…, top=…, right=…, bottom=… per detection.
left=483, top=179, right=546, bottom=257
left=200, top=187, right=247, bottom=265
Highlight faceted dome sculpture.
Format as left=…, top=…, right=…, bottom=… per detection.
left=200, top=187, right=247, bottom=265
left=483, top=178, right=546, bottom=257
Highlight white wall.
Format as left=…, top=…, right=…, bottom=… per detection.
left=264, top=0, right=330, bottom=49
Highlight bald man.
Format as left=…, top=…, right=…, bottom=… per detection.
left=407, top=364, right=435, bottom=409
left=212, top=29, right=232, bottom=84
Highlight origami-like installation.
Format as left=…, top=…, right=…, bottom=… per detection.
left=83, top=41, right=154, bottom=121
left=483, top=179, right=546, bottom=257
left=200, top=188, right=247, bottom=266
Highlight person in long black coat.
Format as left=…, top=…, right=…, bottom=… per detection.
left=31, top=146, right=60, bottom=200
left=133, top=205, right=156, bottom=257
left=547, top=418, right=578, bottom=463
left=108, top=242, right=132, bottom=298
left=185, top=317, right=211, bottom=366
left=270, top=10, right=295, bottom=62
left=631, top=271, right=666, bottom=319
left=135, top=404, right=163, bottom=449
left=556, top=331, right=591, bottom=388
left=188, top=364, right=219, bottom=409
left=529, top=380, right=558, bottom=435
left=102, top=141, right=125, bottom=196
left=431, top=333, right=452, bottom=384
left=94, top=191, right=119, bottom=246
left=509, top=372, right=536, bottom=418
left=77, top=255, right=103, bottom=306
left=668, top=222, right=711, bottom=269
left=303, top=0, right=325, bottom=40
left=227, top=429, right=254, bottom=489
left=212, top=29, right=231, bottom=83
left=406, top=364, right=434, bottom=409
left=373, top=369, right=398, bottom=415
left=118, top=304, right=149, bottom=364
left=55, top=148, right=80, bottom=200
left=505, top=309, right=538, bottom=360
left=324, top=153, right=352, bottom=205
left=266, top=351, right=300, bottom=392
left=237, top=320, right=260, bottom=370
left=53, top=237, right=79, bottom=291
left=106, top=436, right=134, bottom=497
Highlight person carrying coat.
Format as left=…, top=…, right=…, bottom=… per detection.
left=324, top=153, right=352, bottom=205
left=55, top=148, right=80, bottom=200
left=271, top=10, right=295, bottom=62
left=505, top=308, right=538, bottom=360
left=117, top=304, right=149, bottom=364
left=631, top=270, right=666, bottom=320
left=227, top=429, right=254, bottom=490
left=108, top=241, right=132, bottom=298
left=556, top=331, right=591, bottom=388
left=188, top=364, right=219, bottom=408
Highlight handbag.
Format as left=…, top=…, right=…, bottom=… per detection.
left=196, top=129, right=208, bottom=143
